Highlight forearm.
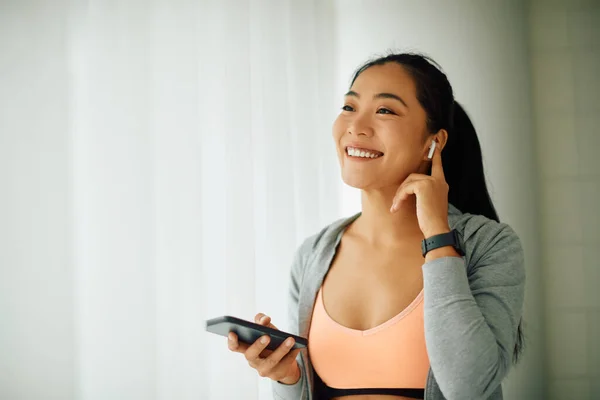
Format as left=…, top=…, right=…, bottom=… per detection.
left=424, top=245, right=462, bottom=263
left=277, top=361, right=301, bottom=385
left=421, top=256, right=517, bottom=399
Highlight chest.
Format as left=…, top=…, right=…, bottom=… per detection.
left=321, top=236, right=426, bottom=332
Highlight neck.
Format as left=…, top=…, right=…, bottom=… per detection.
left=355, top=187, right=424, bottom=246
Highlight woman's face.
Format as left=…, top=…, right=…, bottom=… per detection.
left=332, top=62, right=431, bottom=190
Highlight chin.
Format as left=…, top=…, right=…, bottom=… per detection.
left=340, top=171, right=377, bottom=189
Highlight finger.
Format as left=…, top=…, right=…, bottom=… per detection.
left=262, top=337, right=296, bottom=369
left=390, top=179, right=424, bottom=213
left=255, top=313, right=267, bottom=324
left=228, top=332, right=250, bottom=353
left=244, top=335, right=271, bottom=362
left=274, top=348, right=302, bottom=381
left=430, top=142, right=445, bottom=181
left=256, top=314, right=278, bottom=330
left=402, top=173, right=428, bottom=183
left=396, top=173, right=428, bottom=192
left=258, top=348, right=274, bottom=358
left=255, top=313, right=277, bottom=328
left=394, top=174, right=430, bottom=199
left=261, top=346, right=301, bottom=379
left=280, top=347, right=301, bottom=365
left=391, top=180, right=425, bottom=212
left=393, top=174, right=422, bottom=194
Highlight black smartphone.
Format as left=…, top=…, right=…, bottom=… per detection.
left=205, top=315, right=308, bottom=351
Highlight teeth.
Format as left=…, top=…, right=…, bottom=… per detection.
left=346, top=146, right=382, bottom=159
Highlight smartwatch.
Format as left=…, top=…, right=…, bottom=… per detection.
left=421, top=229, right=465, bottom=257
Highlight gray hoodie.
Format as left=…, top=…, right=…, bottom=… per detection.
left=271, top=203, right=525, bottom=400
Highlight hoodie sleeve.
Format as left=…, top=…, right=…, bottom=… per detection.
left=421, top=220, right=526, bottom=400
left=271, top=237, right=314, bottom=400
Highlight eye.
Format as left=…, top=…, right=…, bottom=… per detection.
left=377, top=107, right=395, bottom=115
left=341, top=105, right=354, bottom=112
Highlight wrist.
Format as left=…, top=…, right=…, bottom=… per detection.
left=422, top=228, right=464, bottom=261
left=278, top=362, right=301, bottom=385
left=424, top=246, right=462, bottom=262
left=423, top=225, right=451, bottom=239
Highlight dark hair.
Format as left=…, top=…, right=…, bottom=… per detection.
left=350, top=52, right=524, bottom=364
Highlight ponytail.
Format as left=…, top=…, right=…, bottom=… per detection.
left=445, top=101, right=499, bottom=222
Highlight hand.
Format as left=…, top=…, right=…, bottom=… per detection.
left=227, top=313, right=301, bottom=385
left=390, top=141, right=451, bottom=238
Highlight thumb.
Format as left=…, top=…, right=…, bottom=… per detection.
left=261, top=315, right=278, bottom=330
left=255, top=313, right=279, bottom=330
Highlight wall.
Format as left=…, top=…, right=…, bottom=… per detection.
left=529, top=0, right=600, bottom=398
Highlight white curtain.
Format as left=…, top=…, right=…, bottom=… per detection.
left=68, top=0, right=340, bottom=399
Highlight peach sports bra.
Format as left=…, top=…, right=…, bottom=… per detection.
left=308, top=286, right=430, bottom=398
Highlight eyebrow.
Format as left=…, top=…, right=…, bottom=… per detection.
left=345, top=90, right=409, bottom=109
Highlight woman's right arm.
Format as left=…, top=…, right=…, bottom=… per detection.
left=271, top=241, right=311, bottom=400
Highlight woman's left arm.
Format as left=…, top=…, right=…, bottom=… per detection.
left=421, top=221, right=526, bottom=400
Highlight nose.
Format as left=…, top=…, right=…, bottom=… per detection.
left=347, top=113, right=374, bottom=137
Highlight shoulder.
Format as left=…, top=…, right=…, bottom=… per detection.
left=291, top=213, right=359, bottom=272
left=288, top=214, right=357, bottom=287
left=294, top=213, right=359, bottom=261
left=451, top=209, right=525, bottom=278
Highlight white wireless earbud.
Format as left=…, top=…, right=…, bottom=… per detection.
left=427, top=140, right=437, bottom=160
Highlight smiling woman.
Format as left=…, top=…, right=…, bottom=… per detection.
left=224, top=51, right=526, bottom=400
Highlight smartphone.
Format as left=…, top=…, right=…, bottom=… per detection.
left=205, top=315, right=308, bottom=351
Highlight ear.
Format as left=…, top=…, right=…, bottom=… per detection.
left=423, top=129, right=448, bottom=160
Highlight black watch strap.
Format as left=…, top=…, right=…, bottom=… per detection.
left=421, top=229, right=464, bottom=257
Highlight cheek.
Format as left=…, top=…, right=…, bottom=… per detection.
left=378, top=124, right=422, bottom=163
left=377, top=123, right=405, bottom=148
left=379, top=119, right=420, bottom=146
left=332, top=115, right=345, bottom=140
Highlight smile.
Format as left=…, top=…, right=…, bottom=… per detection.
left=345, top=146, right=384, bottom=159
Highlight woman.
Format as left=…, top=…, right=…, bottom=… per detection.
left=227, top=52, right=526, bottom=400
